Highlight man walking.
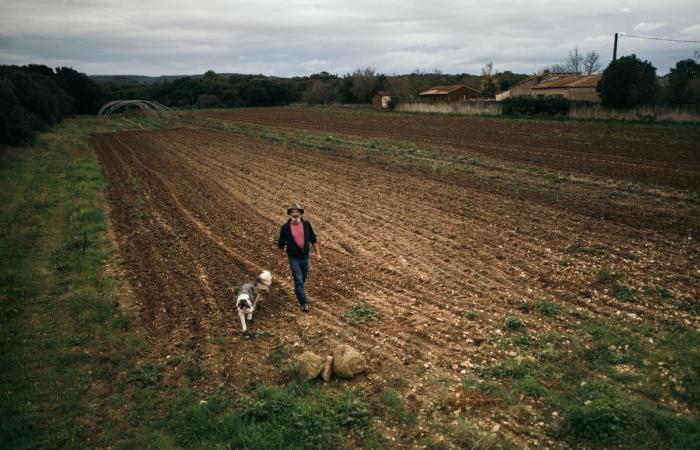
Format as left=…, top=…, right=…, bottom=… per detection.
left=276, top=202, right=321, bottom=312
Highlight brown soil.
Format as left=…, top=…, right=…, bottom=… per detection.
left=196, top=107, right=700, bottom=189
left=93, top=122, right=699, bottom=446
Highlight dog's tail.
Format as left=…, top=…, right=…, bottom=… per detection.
left=256, top=270, right=272, bottom=288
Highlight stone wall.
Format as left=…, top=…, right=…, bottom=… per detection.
left=569, top=104, right=700, bottom=122
left=396, top=100, right=501, bottom=115
left=396, top=100, right=700, bottom=122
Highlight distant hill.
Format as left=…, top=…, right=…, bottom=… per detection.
left=90, top=73, right=245, bottom=84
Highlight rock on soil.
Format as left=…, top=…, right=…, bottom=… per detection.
left=321, top=356, right=333, bottom=382
left=332, top=344, right=366, bottom=379
left=297, top=351, right=325, bottom=381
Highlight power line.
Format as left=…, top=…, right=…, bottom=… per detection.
left=619, top=33, right=700, bottom=44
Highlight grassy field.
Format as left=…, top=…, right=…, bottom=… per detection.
left=0, top=116, right=385, bottom=449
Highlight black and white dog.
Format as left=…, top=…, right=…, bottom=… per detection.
left=236, top=270, right=272, bottom=332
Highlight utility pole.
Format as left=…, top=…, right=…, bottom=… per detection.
left=613, top=33, right=618, bottom=61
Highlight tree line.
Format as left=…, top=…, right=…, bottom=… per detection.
left=2, top=56, right=698, bottom=146
left=1, top=64, right=106, bottom=145
left=99, top=68, right=500, bottom=106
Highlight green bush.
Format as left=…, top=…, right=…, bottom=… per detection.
left=501, top=95, right=571, bottom=116
left=597, top=54, right=658, bottom=108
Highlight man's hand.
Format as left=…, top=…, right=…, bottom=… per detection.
left=314, top=253, right=322, bottom=262
left=277, top=256, right=284, bottom=266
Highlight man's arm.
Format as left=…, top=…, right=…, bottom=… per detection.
left=276, top=225, right=287, bottom=265
left=276, top=247, right=285, bottom=265
left=312, top=243, right=321, bottom=260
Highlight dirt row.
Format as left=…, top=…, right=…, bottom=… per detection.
left=196, top=107, right=700, bottom=189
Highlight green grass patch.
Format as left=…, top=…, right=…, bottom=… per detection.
left=119, top=384, right=384, bottom=449
left=478, top=317, right=700, bottom=448
left=342, top=303, right=380, bottom=325
left=379, top=388, right=416, bottom=424
left=0, top=116, right=152, bottom=449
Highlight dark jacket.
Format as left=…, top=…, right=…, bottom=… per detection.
left=277, top=219, right=317, bottom=257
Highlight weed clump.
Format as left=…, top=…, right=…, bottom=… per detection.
left=611, top=283, right=636, bottom=302
left=505, top=315, right=524, bottom=331
left=465, top=310, right=479, bottom=320
left=597, top=266, right=620, bottom=284
left=342, top=303, right=379, bottom=324
left=645, top=286, right=674, bottom=299
left=536, top=300, right=561, bottom=316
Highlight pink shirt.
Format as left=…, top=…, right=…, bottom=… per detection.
left=290, top=221, right=305, bottom=250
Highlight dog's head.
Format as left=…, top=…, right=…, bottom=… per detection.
left=236, top=294, right=254, bottom=313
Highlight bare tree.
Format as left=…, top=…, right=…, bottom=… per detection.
left=565, top=48, right=584, bottom=74
left=583, top=51, right=602, bottom=74
left=480, top=62, right=496, bottom=98
left=546, top=48, right=601, bottom=74
left=547, top=64, right=570, bottom=73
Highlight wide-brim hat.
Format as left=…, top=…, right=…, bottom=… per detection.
left=287, top=202, right=304, bottom=215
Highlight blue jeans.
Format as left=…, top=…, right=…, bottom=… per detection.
left=288, top=255, right=310, bottom=306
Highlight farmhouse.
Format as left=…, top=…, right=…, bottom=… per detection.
left=496, top=73, right=602, bottom=103
left=494, top=73, right=561, bottom=100
left=419, top=85, right=481, bottom=102
left=531, top=74, right=602, bottom=102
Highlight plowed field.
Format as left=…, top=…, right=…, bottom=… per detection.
left=94, top=110, right=699, bottom=446
left=197, top=107, right=700, bottom=189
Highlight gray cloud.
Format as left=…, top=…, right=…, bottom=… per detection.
left=0, top=0, right=698, bottom=76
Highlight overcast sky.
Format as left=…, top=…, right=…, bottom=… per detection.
left=1, top=1, right=698, bottom=77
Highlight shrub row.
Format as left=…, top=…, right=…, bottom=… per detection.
left=501, top=95, right=572, bottom=116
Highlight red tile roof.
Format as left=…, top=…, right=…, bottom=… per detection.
left=419, top=85, right=481, bottom=96
left=532, top=74, right=602, bottom=89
